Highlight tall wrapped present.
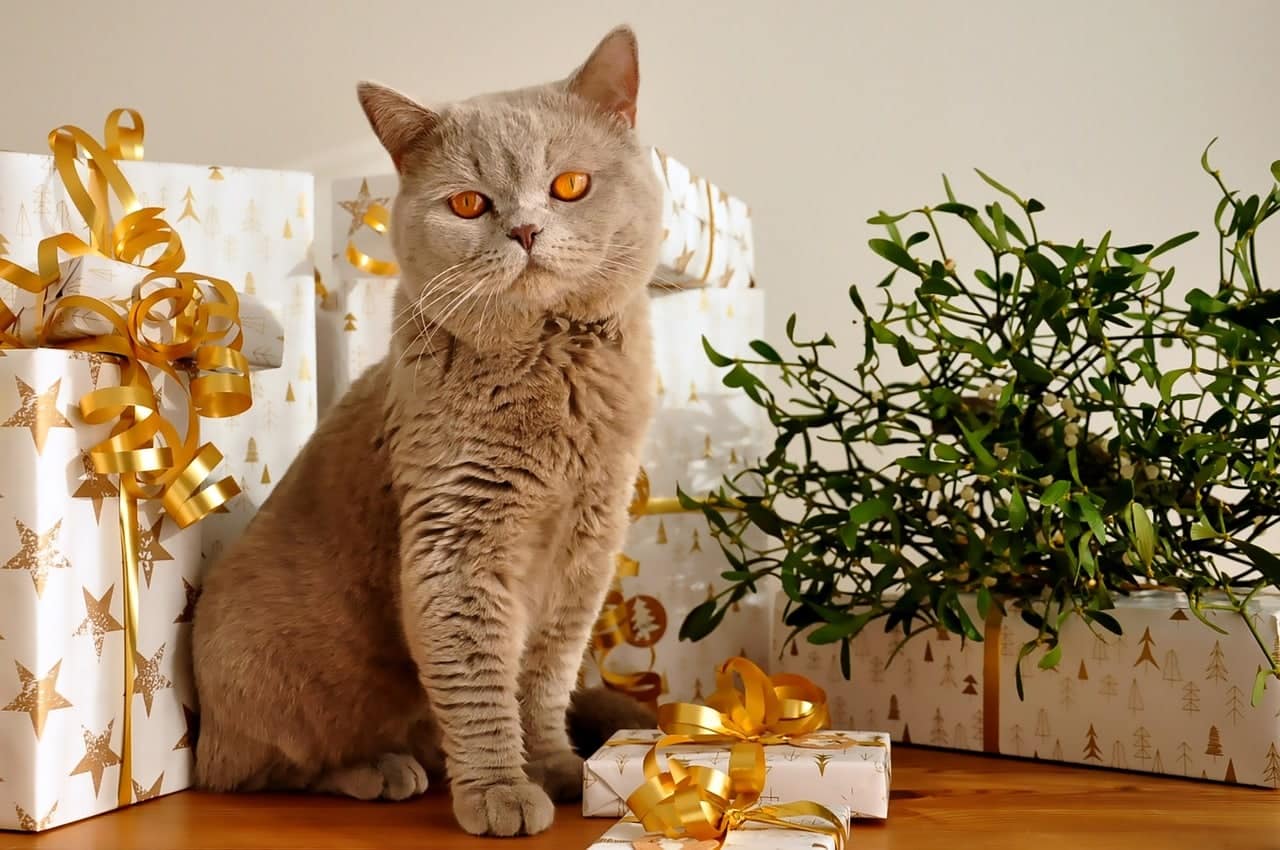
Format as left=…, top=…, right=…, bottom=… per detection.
left=774, top=590, right=1280, bottom=788
left=0, top=113, right=260, bottom=830
left=317, top=175, right=400, bottom=411
left=0, top=116, right=317, bottom=569
left=584, top=287, right=773, bottom=706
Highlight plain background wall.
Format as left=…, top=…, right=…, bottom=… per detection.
left=6, top=0, right=1279, bottom=354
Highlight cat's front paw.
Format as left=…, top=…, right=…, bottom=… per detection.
left=453, top=779, right=554, bottom=837
left=525, top=749, right=585, bottom=803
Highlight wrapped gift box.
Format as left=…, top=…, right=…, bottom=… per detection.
left=587, top=805, right=850, bottom=849
left=774, top=590, right=1280, bottom=788
left=652, top=148, right=754, bottom=289
left=0, top=349, right=202, bottom=830
left=584, top=729, right=890, bottom=820
left=0, top=149, right=317, bottom=570
left=10, top=255, right=284, bottom=369
left=583, top=288, right=774, bottom=705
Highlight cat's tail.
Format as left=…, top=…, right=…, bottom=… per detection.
left=567, top=687, right=657, bottom=757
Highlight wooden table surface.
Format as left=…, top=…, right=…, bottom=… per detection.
left=5, top=746, right=1277, bottom=850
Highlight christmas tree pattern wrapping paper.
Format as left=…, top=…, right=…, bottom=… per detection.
left=586, top=806, right=851, bottom=849
left=651, top=148, right=754, bottom=290
left=773, top=590, right=1280, bottom=787
left=0, top=150, right=317, bottom=570
left=0, top=350, right=202, bottom=830
left=583, top=729, right=890, bottom=820
left=581, top=288, right=775, bottom=706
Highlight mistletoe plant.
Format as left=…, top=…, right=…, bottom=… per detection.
left=682, top=148, right=1280, bottom=700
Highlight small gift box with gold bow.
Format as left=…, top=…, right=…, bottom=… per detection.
left=8, top=255, right=285, bottom=370
left=583, top=658, right=892, bottom=820
left=0, top=112, right=260, bottom=831
left=587, top=806, right=851, bottom=849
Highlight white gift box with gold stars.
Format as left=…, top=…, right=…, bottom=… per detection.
left=0, top=349, right=202, bottom=831
left=0, top=151, right=318, bottom=572
left=583, top=728, right=890, bottom=820
left=774, top=590, right=1280, bottom=788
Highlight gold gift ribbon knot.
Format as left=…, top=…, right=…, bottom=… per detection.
left=345, top=204, right=399, bottom=277
left=0, top=110, right=252, bottom=808
left=624, top=739, right=847, bottom=849
left=656, top=656, right=832, bottom=748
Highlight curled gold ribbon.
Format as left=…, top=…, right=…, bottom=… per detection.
left=625, top=740, right=847, bottom=849
left=0, top=110, right=252, bottom=807
left=654, top=656, right=831, bottom=749
left=345, top=204, right=399, bottom=276
left=591, top=553, right=665, bottom=706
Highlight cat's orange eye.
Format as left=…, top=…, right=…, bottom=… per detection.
left=448, top=191, right=490, bottom=219
left=550, top=171, right=591, bottom=202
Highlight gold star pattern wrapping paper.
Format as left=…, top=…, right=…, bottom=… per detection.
left=0, top=150, right=317, bottom=586
left=772, top=589, right=1280, bottom=788
left=0, top=349, right=204, bottom=830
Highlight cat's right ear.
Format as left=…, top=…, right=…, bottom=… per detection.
left=357, top=82, right=438, bottom=171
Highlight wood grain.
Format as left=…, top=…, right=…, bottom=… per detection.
left=4, top=746, right=1277, bottom=850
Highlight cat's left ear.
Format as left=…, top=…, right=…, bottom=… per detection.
left=357, top=82, right=439, bottom=171
left=566, top=25, right=640, bottom=128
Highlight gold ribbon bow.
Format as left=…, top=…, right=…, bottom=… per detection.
left=0, top=110, right=252, bottom=807
left=625, top=740, right=847, bottom=849
left=345, top=204, right=399, bottom=276
left=655, top=657, right=832, bottom=748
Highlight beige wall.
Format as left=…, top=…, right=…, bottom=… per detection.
left=5, top=0, right=1278, bottom=349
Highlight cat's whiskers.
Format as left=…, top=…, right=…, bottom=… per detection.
left=416, top=274, right=492, bottom=384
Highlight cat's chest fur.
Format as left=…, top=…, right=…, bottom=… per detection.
left=388, top=313, right=652, bottom=504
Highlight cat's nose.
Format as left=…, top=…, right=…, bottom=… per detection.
left=507, top=223, right=541, bottom=252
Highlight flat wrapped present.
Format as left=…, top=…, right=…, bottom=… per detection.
left=10, top=255, right=284, bottom=369
left=0, top=349, right=202, bottom=830
left=775, top=589, right=1280, bottom=788
left=652, top=149, right=754, bottom=289
left=584, top=729, right=891, bottom=820
left=587, top=806, right=851, bottom=849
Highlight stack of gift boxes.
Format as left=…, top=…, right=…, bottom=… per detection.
left=0, top=115, right=315, bottom=831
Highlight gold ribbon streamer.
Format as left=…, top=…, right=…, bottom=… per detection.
left=592, top=553, right=665, bottom=705
left=624, top=740, right=847, bottom=849
left=983, top=605, right=1003, bottom=754
left=590, top=468, right=746, bottom=705
left=345, top=205, right=399, bottom=276
left=0, top=111, right=252, bottom=808
left=699, top=177, right=717, bottom=285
